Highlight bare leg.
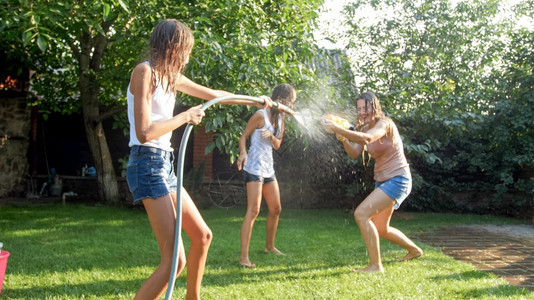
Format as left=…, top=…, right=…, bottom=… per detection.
left=134, top=188, right=212, bottom=300
left=134, top=192, right=186, bottom=299
left=372, top=204, right=423, bottom=262
left=352, top=188, right=396, bottom=273
left=262, top=180, right=284, bottom=255
left=180, top=188, right=213, bottom=300
left=240, top=181, right=262, bottom=268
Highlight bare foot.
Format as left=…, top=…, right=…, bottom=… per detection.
left=351, top=265, right=384, bottom=273
left=398, top=249, right=423, bottom=262
left=264, top=247, right=285, bottom=255
left=239, top=258, right=256, bottom=268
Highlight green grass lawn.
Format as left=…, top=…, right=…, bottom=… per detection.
left=0, top=203, right=531, bottom=299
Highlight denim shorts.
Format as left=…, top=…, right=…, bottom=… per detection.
left=243, top=171, right=276, bottom=184
left=375, top=173, right=412, bottom=209
left=126, top=145, right=177, bottom=204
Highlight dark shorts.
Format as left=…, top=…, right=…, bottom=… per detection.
left=126, top=145, right=177, bottom=204
left=243, top=171, right=276, bottom=184
left=375, top=173, right=412, bottom=210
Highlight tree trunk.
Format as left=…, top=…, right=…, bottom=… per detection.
left=77, top=31, right=120, bottom=204
left=83, top=105, right=120, bottom=204
left=79, top=80, right=120, bottom=204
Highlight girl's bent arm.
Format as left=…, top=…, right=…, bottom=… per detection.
left=131, top=64, right=202, bottom=143
left=264, top=118, right=284, bottom=150
left=333, top=120, right=388, bottom=146
left=342, top=139, right=364, bottom=159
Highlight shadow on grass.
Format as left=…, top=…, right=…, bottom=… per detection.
left=431, top=270, right=532, bottom=298
left=2, top=279, right=142, bottom=299
left=203, top=263, right=353, bottom=287
left=461, top=284, right=533, bottom=298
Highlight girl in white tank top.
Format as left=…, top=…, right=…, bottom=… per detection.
left=242, top=109, right=281, bottom=177
left=236, top=84, right=297, bottom=268
left=126, top=19, right=273, bottom=299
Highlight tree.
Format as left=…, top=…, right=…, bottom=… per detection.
left=484, top=3, right=534, bottom=197
left=1, top=0, right=325, bottom=203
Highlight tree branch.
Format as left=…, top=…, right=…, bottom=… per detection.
left=96, top=105, right=127, bottom=123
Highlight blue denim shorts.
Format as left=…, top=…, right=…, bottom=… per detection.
left=375, top=173, right=412, bottom=209
left=243, top=171, right=276, bottom=184
left=126, top=145, right=177, bottom=204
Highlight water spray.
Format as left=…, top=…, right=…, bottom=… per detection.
left=165, top=95, right=294, bottom=300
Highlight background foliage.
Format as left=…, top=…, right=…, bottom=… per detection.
left=1, top=0, right=532, bottom=216
left=0, top=0, right=341, bottom=202
left=325, top=0, right=534, bottom=216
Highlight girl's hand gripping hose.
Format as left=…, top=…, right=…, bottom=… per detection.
left=272, top=101, right=295, bottom=115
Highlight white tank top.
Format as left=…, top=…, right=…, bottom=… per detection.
left=243, top=109, right=281, bottom=177
left=127, top=62, right=176, bottom=151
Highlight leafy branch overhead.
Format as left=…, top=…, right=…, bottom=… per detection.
left=0, top=0, right=330, bottom=202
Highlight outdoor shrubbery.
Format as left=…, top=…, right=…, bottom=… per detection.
left=320, top=0, right=534, bottom=217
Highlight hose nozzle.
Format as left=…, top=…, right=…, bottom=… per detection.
left=272, top=101, right=295, bottom=115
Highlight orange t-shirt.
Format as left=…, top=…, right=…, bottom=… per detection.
left=365, top=119, right=410, bottom=182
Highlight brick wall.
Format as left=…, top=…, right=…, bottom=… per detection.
left=192, top=125, right=213, bottom=179
left=0, top=96, right=31, bottom=197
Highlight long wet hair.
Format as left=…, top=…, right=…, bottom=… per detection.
left=270, top=83, right=296, bottom=137
left=356, top=92, right=396, bottom=165
left=356, top=91, right=394, bottom=138
left=149, top=19, right=194, bottom=94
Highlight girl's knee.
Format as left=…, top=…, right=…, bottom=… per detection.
left=247, top=206, right=261, bottom=219
left=201, top=228, right=213, bottom=246
left=199, top=228, right=213, bottom=246
left=353, top=208, right=370, bottom=223
left=187, top=226, right=213, bottom=248
left=159, top=255, right=185, bottom=279
left=376, top=226, right=389, bottom=237
left=269, top=206, right=281, bottom=216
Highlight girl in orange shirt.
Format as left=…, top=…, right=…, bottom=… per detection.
left=322, top=91, right=423, bottom=273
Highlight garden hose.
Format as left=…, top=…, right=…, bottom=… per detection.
left=165, top=95, right=294, bottom=299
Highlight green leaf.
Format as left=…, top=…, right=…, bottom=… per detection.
left=32, top=15, right=40, bottom=25
left=205, top=142, right=216, bottom=155
left=118, top=0, right=130, bottom=13
left=95, top=23, right=106, bottom=36
left=37, top=35, right=47, bottom=52
left=103, top=4, right=111, bottom=21
left=22, top=31, right=32, bottom=45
